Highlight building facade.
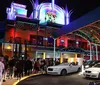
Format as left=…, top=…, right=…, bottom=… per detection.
left=1, top=1, right=100, bottom=64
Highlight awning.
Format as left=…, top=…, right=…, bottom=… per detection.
left=52, top=7, right=100, bottom=38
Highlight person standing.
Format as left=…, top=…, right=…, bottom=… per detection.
left=0, top=58, right=4, bottom=85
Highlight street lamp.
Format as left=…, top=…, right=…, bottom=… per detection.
left=53, top=38, right=56, bottom=65
left=50, top=36, right=56, bottom=65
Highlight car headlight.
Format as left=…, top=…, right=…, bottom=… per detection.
left=85, top=65, right=89, bottom=68
left=92, top=71, right=99, bottom=74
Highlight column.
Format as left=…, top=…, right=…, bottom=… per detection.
left=95, top=44, right=98, bottom=60
left=81, top=54, right=84, bottom=65
left=43, top=52, right=46, bottom=59
left=60, top=53, right=63, bottom=63
left=13, top=23, right=17, bottom=58
left=74, top=54, right=77, bottom=63
left=89, top=42, right=92, bottom=60
left=82, top=54, right=85, bottom=72
left=53, top=38, right=56, bottom=65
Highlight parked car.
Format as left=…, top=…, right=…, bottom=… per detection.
left=84, top=60, right=100, bottom=69
left=83, top=63, right=100, bottom=78
left=47, top=62, right=81, bottom=76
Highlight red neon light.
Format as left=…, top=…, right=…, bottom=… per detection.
left=10, top=28, right=18, bottom=37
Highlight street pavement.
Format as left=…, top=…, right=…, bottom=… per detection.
left=17, top=73, right=100, bottom=85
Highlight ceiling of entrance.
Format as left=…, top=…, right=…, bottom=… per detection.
left=52, top=7, right=100, bottom=45
left=72, top=20, right=100, bottom=44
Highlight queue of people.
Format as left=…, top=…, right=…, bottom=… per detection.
left=0, top=55, right=60, bottom=85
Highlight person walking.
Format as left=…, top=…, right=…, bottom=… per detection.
left=0, top=58, right=4, bottom=85
left=34, top=59, right=41, bottom=73
left=15, top=59, right=24, bottom=80
left=8, top=58, right=15, bottom=79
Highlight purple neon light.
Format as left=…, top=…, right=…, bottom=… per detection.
left=7, top=2, right=70, bottom=25
left=7, top=2, right=27, bottom=20
left=52, top=0, right=55, bottom=9
left=35, top=0, right=39, bottom=7
left=12, top=3, right=26, bottom=8
left=36, top=3, right=65, bottom=16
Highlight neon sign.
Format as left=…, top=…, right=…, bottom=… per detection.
left=7, top=2, right=70, bottom=25
left=45, top=10, right=57, bottom=23
left=38, top=3, right=66, bottom=25
left=6, top=2, right=27, bottom=20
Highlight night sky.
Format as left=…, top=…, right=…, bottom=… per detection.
left=0, top=0, right=100, bottom=21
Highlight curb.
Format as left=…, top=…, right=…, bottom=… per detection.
left=13, top=72, right=44, bottom=85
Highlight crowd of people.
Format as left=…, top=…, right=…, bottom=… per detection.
left=0, top=55, right=60, bottom=85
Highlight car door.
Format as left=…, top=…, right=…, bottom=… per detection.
left=67, top=64, right=74, bottom=73
left=71, top=65, right=78, bottom=72
left=69, top=64, right=78, bottom=73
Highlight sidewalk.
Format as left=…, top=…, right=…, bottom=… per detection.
left=2, top=72, right=43, bottom=85
left=3, top=78, right=17, bottom=85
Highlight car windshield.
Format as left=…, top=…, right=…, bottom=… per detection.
left=84, top=60, right=100, bottom=66
left=94, top=64, right=100, bottom=68
left=59, top=63, right=69, bottom=66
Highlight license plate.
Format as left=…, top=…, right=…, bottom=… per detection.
left=86, top=75, right=90, bottom=77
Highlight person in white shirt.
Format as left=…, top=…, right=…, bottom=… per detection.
left=0, top=58, right=4, bottom=85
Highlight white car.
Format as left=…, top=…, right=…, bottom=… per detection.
left=83, top=63, right=100, bottom=78
left=47, top=63, right=81, bottom=75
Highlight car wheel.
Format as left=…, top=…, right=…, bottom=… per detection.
left=60, top=69, right=67, bottom=76
left=77, top=68, right=81, bottom=72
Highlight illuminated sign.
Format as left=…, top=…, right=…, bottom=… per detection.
left=7, top=2, right=70, bottom=25
left=6, top=2, right=27, bottom=20
left=16, top=8, right=27, bottom=17
left=37, top=3, right=66, bottom=25
left=45, top=10, right=57, bottom=23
